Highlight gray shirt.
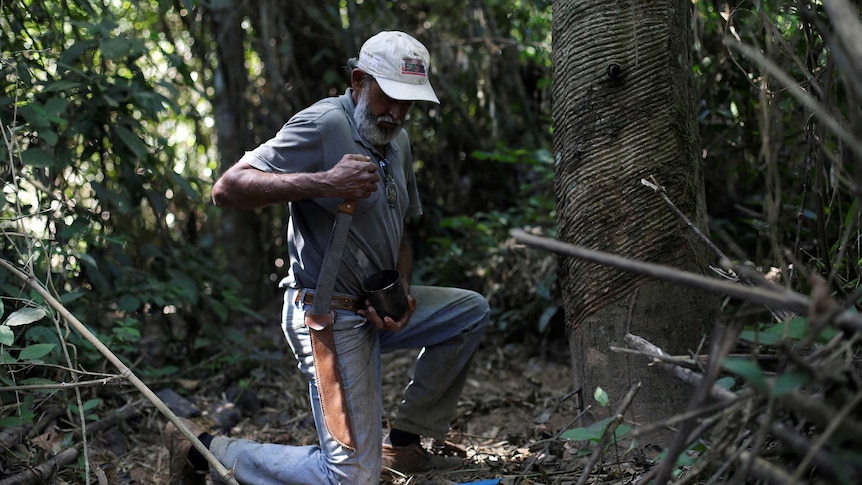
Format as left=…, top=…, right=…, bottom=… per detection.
left=238, top=89, right=423, bottom=295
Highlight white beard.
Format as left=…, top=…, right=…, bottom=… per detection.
left=354, top=90, right=402, bottom=146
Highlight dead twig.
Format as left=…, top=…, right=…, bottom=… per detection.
left=1, top=375, right=125, bottom=392
left=641, top=176, right=792, bottom=321
left=514, top=404, right=593, bottom=485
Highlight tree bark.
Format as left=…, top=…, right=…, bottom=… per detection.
left=209, top=0, right=273, bottom=307
left=553, top=0, right=719, bottom=444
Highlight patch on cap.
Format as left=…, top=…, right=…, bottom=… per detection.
left=401, top=58, right=427, bottom=77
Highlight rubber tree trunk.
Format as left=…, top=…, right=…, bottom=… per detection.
left=552, top=0, right=719, bottom=444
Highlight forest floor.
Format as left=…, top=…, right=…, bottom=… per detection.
left=9, top=310, right=656, bottom=484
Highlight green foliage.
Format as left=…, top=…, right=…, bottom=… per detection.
left=560, top=415, right=633, bottom=445
left=739, top=316, right=839, bottom=346
left=695, top=1, right=860, bottom=282
left=415, top=146, right=558, bottom=337
left=561, top=387, right=634, bottom=460
left=0, top=0, right=253, bottom=436
left=721, top=357, right=769, bottom=393
left=594, top=386, right=610, bottom=408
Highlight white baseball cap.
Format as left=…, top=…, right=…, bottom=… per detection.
left=357, top=31, right=440, bottom=104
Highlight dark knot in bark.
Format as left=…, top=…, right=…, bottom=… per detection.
left=606, top=63, right=623, bottom=81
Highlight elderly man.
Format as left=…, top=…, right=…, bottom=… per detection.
left=165, top=31, right=490, bottom=484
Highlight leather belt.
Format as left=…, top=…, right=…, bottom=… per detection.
left=296, top=290, right=363, bottom=312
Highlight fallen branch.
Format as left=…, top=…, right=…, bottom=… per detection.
left=609, top=346, right=703, bottom=371
left=0, top=259, right=239, bottom=485
left=622, top=333, right=737, bottom=403
left=510, top=229, right=862, bottom=335
left=0, top=401, right=146, bottom=485
left=0, top=447, right=80, bottom=485
left=0, top=406, right=65, bottom=449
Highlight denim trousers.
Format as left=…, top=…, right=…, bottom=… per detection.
left=207, top=285, right=490, bottom=484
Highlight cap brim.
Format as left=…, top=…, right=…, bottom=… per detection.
left=375, top=77, right=440, bottom=104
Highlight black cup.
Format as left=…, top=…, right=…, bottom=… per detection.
left=361, top=270, right=408, bottom=321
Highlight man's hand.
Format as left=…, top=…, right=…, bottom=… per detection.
left=359, top=295, right=416, bottom=332
left=326, top=154, right=378, bottom=200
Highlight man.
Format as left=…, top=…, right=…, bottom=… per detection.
left=165, top=31, right=490, bottom=484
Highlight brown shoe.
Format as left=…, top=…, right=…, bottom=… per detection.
left=164, top=418, right=208, bottom=485
left=381, top=442, right=462, bottom=474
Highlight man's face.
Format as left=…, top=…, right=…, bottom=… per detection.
left=354, top=77, right=413, bottom=147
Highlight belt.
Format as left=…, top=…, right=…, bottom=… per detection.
left=296, top=290, right=363, bottom=312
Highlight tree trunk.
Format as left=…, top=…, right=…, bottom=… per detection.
left=209, top=0, right=274, bottom=307
left=553, top=0, right=719, bottom=444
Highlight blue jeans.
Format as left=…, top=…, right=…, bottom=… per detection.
left=208, top=285, right=490, bottom=484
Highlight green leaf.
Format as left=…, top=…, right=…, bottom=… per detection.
left=18, top=343, right=56, bottom=361
left=43, top=97, right=68, bottom=120
left=168, top=269, right=199, bottom=304
left=561, top=418, right=611, bottom=442
left=39, top=129, right=59, bottom=146
left=18, top=377, right=58, bottom=386
left=0, top=325, right=13, bottom=346
left=0, top=416, right=27, bottom=427
left=114, top=126, right=149, bottom=160
left=560, top=416, right=632, bottom=443
left=722, top=357, right=767, bottom=392
left=0, top=348, right=18, bottom=364
left=740, top=317, right=811, bottom=346
left=715, top=376, right=735, bottom=390
left=44, top=79, right=82, bottom=92
left=145, top=365, right=180, bottom=378
left=100, top=37, right=146, bottom=60
left=739, top=329, right=782, bottom=346
left=59, top=40, right=96, bottom=69
left=118, top=295, right=141, bottom=313
left=170, top=171, right=200, bottom=199
left=20, top=148, right=54, bottom=168
left=594, top=386, right=609, bottom=407
left=763, top=317, right=809, bottom=340
left=5, top=307, right=47, bottom=327
left=18, top=104, right=50, bottom=128
left=537, top=305, right=557, bottom=333
left=772, top=370, right=809, bottom=397
left=70, top=398, right=102, bottom=414
left=204, top=296, right=228, bottom=322
left=843, top=199, right=858, bottom=232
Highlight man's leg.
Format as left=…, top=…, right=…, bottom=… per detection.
left=171, top=289, right=384, bottom=485
left=379, top=285, right=490, bottom=441
left=279, top=288, right=384, bottom=483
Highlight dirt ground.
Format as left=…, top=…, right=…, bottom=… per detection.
left=10, top=317, right=652, bottom=484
